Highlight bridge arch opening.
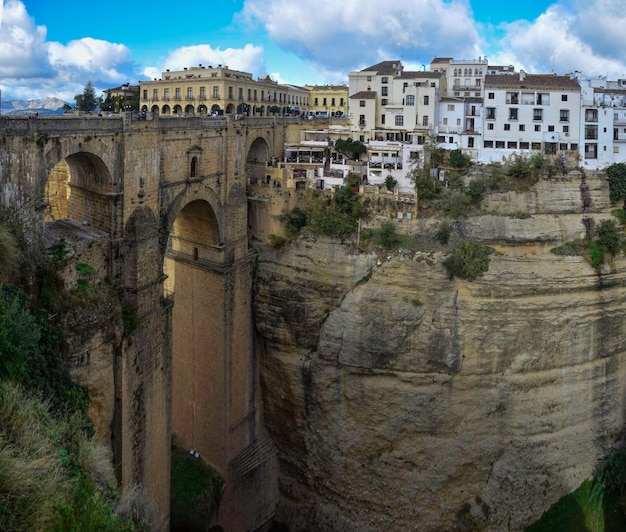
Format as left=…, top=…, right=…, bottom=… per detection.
left=164, top=198, right=226, bottom=469
left=246, top=137, right=270, bottom=184
left=44, top=151, right=115, bottom=234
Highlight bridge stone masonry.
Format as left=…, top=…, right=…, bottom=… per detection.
left=0, top=113, right=307, bottom=530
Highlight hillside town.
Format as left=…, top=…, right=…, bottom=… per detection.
left=115, top=57, right=626, bottom=193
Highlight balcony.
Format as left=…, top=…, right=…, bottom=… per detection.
left=453, top=85, right=481, bottom=92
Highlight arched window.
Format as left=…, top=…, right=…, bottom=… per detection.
left=190, top=156, right=198, bottom=178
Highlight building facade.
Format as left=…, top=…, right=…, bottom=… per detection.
left=139, top=65, right=309, bottom=117
left=306, top=85, right=349, bottom=116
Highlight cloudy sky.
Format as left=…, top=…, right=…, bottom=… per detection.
left=1, top=0, right=626, bottom=102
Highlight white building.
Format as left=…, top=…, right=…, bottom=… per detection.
left=479, top=71, right=581, bottom=163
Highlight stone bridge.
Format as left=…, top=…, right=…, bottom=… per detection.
left=0, top=113, right=299, bottom=530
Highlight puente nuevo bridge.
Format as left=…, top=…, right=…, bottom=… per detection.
left=0, top=114, right=301, bottom=530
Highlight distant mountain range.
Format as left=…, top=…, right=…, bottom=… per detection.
left=1, top=97, right=69, bottom=115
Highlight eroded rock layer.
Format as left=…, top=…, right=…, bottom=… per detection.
left=254, top=173, right=626, bottom=531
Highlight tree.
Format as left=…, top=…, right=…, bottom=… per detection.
left=74, top=81, right=101, bottom=112
left=607, top=163, right=626, bottom=212
left=334, top=138, right=366, bottom=161
left=384, top=175, right=397, bottom=191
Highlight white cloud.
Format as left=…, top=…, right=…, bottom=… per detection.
left=242, top=0, right=481, bottom=72
left=145, top=43, right=268, bottom=79
left=494, top=4, right=626, bottom=78
left=0, top=1, right=136, bottom=100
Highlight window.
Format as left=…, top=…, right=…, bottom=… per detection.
left=560, top=143, right=568, bottom=151
left=535, top=125, right=541, bottom=132
left=443, top=118, right=448, bottom=125
left=548, top=125, right=555, bottom=132
left=585, top=109, right=598, bottom=122
left=248, top=89, right=251, bottom=100
left=504, top=124, right=511, bottom=131
left=563, top=125, right=569, bottom=133
left=484, top=140, right=494, bottom=148
left=422, top=116, right=429, bottom=126
left=431, top=82, right=436, bottom=88
left=323, top=98, right=327, bottom=106
left=447, top=104, right=455, bottom=111
left=359, top=115, right=365, bottom=126
left=585, top=143, right=598, bottom=159
left=314, top=97, right=318, bottom=105
left=340, top=98, right=344, bottom=106
left=238, top=87, right=243, bottom=99
left=200, top=87, right=206, bottom=99
left=381, top=76, right=388, bottom=84
left=175, top=88, right=181, bottom=99
left=367, top=75, right=372, bottom=81
left=456, top=118, right=461, bottom=126
left=488, top=92, right=495, bottom=99
left=533, top=108, right=543, bottom=121
left=496, top=141, right=505, bottom=148
left=507, top=141, right=517, bottom=149
left=152, top=88, right=158, bottom=100
left=520, top=142, right=530, bottom=149
left=519, top=124, right=525, bottom=131
left=449, top=137, right=454, bottom=143
left=143, top=89, right=147, bottom=100
left=509, top=108, right=518, bottom=120
left=187, top=87, right=193, bottom=99
left=486, top=108, right=496, bottom=120
left=212, top=86, right=218, bottom=98
left=254, top=90, right=257, bottom=101
left=381, top=99, right=388, bottom=106
left=381, top=87, right=388, bottom=96
left=585, top=125, right=598, bottom=139
left=560, top=109, right=569, bottom=122
left=381, top=115, right=385, bottom=124
left=359, top=100, right=366, bottom=107
left=506, top=92, right=519, bottom=104
left=468, top=137, right=474, bottom=148
left=163, top=88, right=169, bottom=99
left=331, top=98, right=335, bottom=106
left=395, top=115, right=404, bottom=126
left=487, top=123, right=494, bottom=130
left=423, top=95, right=429, bottom=105
left=561, top=94, right=568, bottom=101
left=190, top=156, right=198, bottom=178
left=406, top=95, right=415, bottom=106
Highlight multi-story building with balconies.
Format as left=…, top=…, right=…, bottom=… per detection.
left=577, top=76, right=626, bottom=169
left=480, top=71, right=581, bottom=163
left=139, top=64, right=309, bottom=117
left=348, top=60, right=444, bottom=144
left=430, top=56, right=487, bottom=99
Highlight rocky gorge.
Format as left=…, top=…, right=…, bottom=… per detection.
left=253, top=171, right=626, bottom=530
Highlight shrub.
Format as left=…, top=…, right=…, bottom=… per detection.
left=441, top=191, right=471, bottom=218
left=267, top=234, right=288, bottom=250
left=384, top=175, right=397, bottom=191
left=596, top=219, right=623, bottom=256
left=442, top=240, right=490, bottom=281
left=279, top=207, right=308, bottom=236
left=309, top=186, right=368, bottom=238
left=466, top=179, right=486, bottom=204
left=436, top=221, right=452, bottom=245
left=375, top=221, right=403, bottom=250
left=449, top=149, right=471, bottom=169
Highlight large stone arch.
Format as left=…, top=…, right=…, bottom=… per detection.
left=162, top=196, right=227, bottom=474
left=246, top=137, right=271, bottom=184
left=44, top=151, right=116, bottom=234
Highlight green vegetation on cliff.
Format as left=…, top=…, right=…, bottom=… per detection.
left=0, top=209, right=150, bottom=531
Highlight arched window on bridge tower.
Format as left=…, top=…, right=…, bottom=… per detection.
left=187, top=147, right=202, bottom=179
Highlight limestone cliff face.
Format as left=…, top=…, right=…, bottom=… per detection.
left=254, top=172, right=626, bottom=531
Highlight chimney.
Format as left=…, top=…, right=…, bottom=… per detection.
left=519, top=70, right=526, bottom=81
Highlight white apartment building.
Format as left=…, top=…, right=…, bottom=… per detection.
left=430, top=57, right=487, bottom=99
left=480, top=71, right=581, bottom=163
left=578, top=76, right=626, bottom=169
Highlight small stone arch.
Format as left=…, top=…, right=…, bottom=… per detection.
left=226, top=103, right=235, bottom=114
left=187, top=145, right=202, bottom=178
left=44, top=151, right=116, bottom=234
left=211, top=104, right=221, bottom=115
left=185, top=104, right=195, bottom=115
left=162, top=104, right=171, bottom=115
left=198, top=104, right=207, bottom=116
left=151, top=105, right=159, bottom=115
left=246, top=137, right=270, bottom=185
left=173, top=104, right=183, bottom=115
left=141, top=105, right=148, bottom=114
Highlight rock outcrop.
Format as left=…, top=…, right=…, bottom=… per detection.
left=254, top=171, right=626, bottom=530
